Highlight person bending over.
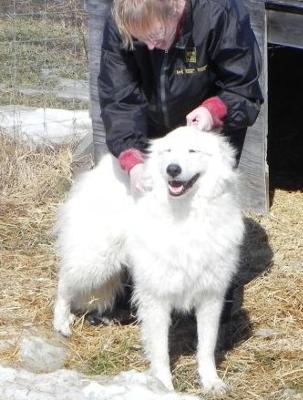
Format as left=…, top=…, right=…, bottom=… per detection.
left=98, top=0, right=263, bottom=192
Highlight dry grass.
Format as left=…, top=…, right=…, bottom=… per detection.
left=0, top=131, right=302, bottom=399
left=0, top=1, right=88, bottom=109
left=0, top=132, right=72, bottom=355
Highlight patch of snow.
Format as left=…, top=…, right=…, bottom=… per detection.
left=255, top=328, right=280, bottom=338
left=0, top=339, right=15, bottom=351
left=0, top=106, right=92, bottom=146
left=0, top=366, right=200, bottom=400
left=19, top=336, right=67, bottom=373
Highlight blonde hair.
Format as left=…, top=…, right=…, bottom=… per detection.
left=113, top=0, right=179, bottom=49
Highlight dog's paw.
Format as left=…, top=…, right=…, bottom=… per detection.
left=151, top=371, right=174, bottom=391
left=161, top=378, right=174, bottom=392
left=53, top=314, right=75, bottom=337
left=202, top=377, right=227, bottom=395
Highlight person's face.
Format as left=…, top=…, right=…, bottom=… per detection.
left=130, top=18, right=179, bottom=51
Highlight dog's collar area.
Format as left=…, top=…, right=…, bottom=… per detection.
left=168, top=173, right=200, bottom=196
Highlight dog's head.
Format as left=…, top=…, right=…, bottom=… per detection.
left=147, top=126, right=237, bottom=199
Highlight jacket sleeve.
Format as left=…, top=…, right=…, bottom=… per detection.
left=207, top=0, right=264, bottom=130
left=98, top=15, right=149, bottom=157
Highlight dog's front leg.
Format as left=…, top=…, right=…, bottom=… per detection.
left=137, top=298, right=173, bottom=391
left=196, top=293, right=226, bottom=394
left=53, top=281, right=75, bottom=337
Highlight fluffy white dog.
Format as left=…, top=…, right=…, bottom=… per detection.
left=53, top=126, right=244, bottom=394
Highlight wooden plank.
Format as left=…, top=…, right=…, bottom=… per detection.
left=267, top=10, right=303, bottom=48
left=266, top=0, right=303, bottom=13
left=238, top=0, right=269, bottom=213
left=85, top=0, right=111, bottom=161
left=239, top=118, right=269, bottom=212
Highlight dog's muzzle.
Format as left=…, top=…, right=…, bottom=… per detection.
left=166, top=164, right=200, bottom=197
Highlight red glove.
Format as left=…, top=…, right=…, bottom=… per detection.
left=200, top=96, right=227, bottom=128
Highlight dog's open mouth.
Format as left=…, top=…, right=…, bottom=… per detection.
left=168, top=173, right=200, bottom=197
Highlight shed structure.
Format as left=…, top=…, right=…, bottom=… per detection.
left=85, top=0, right=303, bottom=213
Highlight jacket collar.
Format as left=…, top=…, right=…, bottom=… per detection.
left=174, top=0, right=193, bottom=49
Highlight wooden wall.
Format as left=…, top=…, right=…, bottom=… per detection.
left=238, top=0, right=268, bottom=213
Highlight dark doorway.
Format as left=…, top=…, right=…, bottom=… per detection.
left=267, top=45, right=303, bottom=190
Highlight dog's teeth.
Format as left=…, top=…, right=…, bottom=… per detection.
left=169, top=184, right=184, bottom=195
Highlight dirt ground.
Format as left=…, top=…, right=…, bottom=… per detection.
left=0, top=130, right=302, bottom=399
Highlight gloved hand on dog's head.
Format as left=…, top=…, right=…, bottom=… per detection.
left=187, top=97, right=227, bottom=131
left=186, top=106, right=214, bottom=131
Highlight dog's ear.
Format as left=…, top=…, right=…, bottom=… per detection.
left=202, top=138, right=238, bottom=199
left=148, top=137, right=166, bottom=155
left=214, top=140, right=238, bottom=188
left=219, top=139, right=238, bottom=171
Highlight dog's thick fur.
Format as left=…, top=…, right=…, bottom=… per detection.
left=53, top=127, right=244, bottom=394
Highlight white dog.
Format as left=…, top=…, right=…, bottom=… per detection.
left=53, top=126, right=244, bottom=394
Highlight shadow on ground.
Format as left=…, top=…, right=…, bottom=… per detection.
left=168, top=217, right=273, bottom=366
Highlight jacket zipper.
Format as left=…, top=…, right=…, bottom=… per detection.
left=160, top=50, right=170, bottom=129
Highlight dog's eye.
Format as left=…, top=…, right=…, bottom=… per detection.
left=188, top=149, right=199, bottom=153
left=164, top=149, right=171, bottom=153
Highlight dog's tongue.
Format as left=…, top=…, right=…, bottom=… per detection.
left=169, top=182, right=184, bottom=195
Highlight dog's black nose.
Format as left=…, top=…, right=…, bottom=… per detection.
left=166, top=163, right=182, bottom=178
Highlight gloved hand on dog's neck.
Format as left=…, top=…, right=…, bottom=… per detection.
left=129, top=163, right=152, bottom=194
left=118, top=149, right=152, bottom=194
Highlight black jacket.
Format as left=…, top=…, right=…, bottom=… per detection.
left=99, top=0, right=263, bottom=157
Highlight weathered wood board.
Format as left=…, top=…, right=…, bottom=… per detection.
left=238, top=0, right=269, bottom=213
left=266, top=0, right=303, bottom=49
left=85, top=0, right=111, bottom=161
